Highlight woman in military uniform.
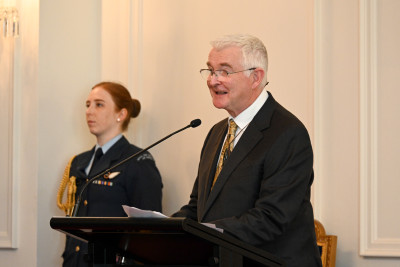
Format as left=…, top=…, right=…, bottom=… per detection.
left=58, top=81, right=163, bottom=267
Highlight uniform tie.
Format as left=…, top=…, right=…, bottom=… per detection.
left=89, top=148, right=103, bottom=176
left=212, top=119, right=237, bottom=189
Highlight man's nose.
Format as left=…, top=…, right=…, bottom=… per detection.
left=208, top=73, right=220, bottom=86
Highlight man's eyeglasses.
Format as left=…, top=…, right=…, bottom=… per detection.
left=199, top=68, right=256, bottom=80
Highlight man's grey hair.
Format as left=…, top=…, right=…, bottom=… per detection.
left=211, top=34, right=268, bottom=86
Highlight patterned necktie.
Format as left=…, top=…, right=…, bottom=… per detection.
left=89, top=148, right=103, bottom=176
left=212, top=119, right=238, bottom=189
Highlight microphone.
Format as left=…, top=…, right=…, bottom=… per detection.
left=71, top=119, right=202, bottom=217
left=190, top=119, right=201, bottom=128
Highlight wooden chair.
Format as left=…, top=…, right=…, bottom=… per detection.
left=314, top=220, right=337, bottom=267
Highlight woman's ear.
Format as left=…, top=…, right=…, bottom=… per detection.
left=118, top=108, right=128, bottom=122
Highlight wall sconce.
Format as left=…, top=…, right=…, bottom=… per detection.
left=0, top=0, right=19, bottom=37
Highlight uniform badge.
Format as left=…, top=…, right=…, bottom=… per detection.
left=104, top=171, right=120, bottom=179
left=93, top=180, right=113, bottom=186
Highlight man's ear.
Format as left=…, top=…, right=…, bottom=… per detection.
left=251, top=68, right=265, bottom=89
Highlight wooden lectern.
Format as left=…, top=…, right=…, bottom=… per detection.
left=50, top=217, right=285, bottom=267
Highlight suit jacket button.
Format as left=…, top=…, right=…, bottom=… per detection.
left=84, top=200, right=88, bottom=206
left=75, top=245, right=80, bottom=252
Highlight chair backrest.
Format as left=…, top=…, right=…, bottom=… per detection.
left=314, top=219, right=337, bottom=267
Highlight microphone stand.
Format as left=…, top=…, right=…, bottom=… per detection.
left=71, top=119, right=201, bottom=217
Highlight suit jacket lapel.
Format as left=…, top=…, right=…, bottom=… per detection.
left=196, top=122, right=227, bottom=218
left=200, top=92, right=276, bottom=221
left=201, top=125, right=263, bottom=220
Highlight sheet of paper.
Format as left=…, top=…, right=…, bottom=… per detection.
left=122, top=206, right=223, bottom=233
left=201, top=223, right=224, bottom=233
left=122, top=205, right=168, bottom=218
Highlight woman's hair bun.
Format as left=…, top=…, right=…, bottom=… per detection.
left=131, top=99, right=141, bottom=118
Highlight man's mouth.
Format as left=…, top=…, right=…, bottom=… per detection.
left=215, top=91, right=228, bottom=95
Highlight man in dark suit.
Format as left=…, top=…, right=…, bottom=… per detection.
left=172, top=34, right=322, bottom=267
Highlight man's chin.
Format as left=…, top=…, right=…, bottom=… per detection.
left=212, top=98, right=228, bottom=109
left=212, top=102, right=226, bottom=110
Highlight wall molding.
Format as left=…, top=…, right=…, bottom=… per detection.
left=313, top=0, right=323, bottom=219
left=359, top=0, right=400, bottom=257
left=0, top=38, right=18, bottom=248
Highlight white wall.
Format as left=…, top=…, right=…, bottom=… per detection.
left=37, top=1, right=101, bottom=266
left=315, top=0, right=362, bottom=265
left=0, top=0, right=39, bottom=265
left=1, top=0, right=400, bottom=266
left=138, top=0, right=315, bottom=216
left=316, top=0, right=400, bottom=266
